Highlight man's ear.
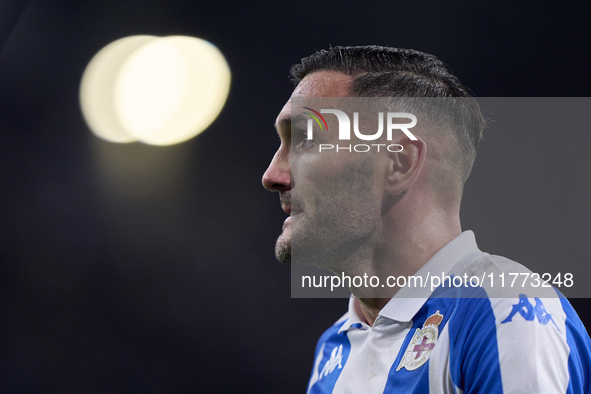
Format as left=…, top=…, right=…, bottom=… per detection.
left=384, top=137, right=427, bottom=195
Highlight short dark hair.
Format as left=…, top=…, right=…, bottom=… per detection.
left=290, top=46, right=486, bottom=186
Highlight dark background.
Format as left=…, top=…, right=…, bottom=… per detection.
left=1, top=1, right=590, bottom=392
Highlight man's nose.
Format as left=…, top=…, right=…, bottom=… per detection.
left=262, top=149, right=291, bottom=193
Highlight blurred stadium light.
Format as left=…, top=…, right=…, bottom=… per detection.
left=80, top=35, right=230, bottom=146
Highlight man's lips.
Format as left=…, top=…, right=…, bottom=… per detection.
left=283, top=209, right=302, bottom=226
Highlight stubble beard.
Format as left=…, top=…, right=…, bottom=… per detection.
left=275, top=157, right=379, bottom=269
left=275, top=221, right=292, bottom=265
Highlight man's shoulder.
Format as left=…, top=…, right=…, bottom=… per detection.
left=446, top=249, right=564, bottom=299
left=430, top=249, right=591, bottom=393
left=328, top=312, right=349, bottom=332
left=443, top=251, right=581, bottom=333
left=451, top=250, right=533, bottom=277
left=426, top=247, right=589, bottom=351
left=315, top=312, right=350, bottom=344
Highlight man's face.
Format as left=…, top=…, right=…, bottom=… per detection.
left=262, top=72, right=384, bottom=269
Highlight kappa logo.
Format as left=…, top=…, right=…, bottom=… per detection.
left=397, top=311, right=444, bottom=372
left=308, top=343, right=344, bottom=390
left=501, top=294, right=560, bottom=331
left=319, top=344, right=344, bottom=379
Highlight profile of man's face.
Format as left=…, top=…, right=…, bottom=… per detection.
left=263, top=72, right=386, bottom=270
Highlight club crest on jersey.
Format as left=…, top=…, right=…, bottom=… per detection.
left=396, top=311, right=444, bottom=372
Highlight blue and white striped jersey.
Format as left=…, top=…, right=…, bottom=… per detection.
left=307, top=231, right=591, bottom=393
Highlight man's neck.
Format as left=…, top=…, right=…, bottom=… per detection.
left=356, top=298, right=390, bottom=326
left=352, top=227, right=462, bottom=326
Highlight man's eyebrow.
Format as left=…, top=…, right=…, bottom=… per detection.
left=275, top=116, right=290, bottom=132
left=291, top=114, right=307, bottom=126
left=275, top=114, right=307, bottom=132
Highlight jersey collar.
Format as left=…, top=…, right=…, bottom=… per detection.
left=339, top=230, right=481, bottom=332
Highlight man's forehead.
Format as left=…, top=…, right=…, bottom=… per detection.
left=291, top=71, right=352, bottom=98
left=275, top=71, right=352, bottom=128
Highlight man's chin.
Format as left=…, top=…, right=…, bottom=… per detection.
left=275, top=238, right=291, bottom=265
left=275, top=229, right=291, bottom=265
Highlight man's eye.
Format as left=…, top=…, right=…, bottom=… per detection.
left=300, top=136, right=316, bottom=149
left=293, top=131, right=316, bottom=149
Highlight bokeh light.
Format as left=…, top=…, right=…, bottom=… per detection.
left=80, top=35, right=231, bottom=146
